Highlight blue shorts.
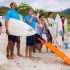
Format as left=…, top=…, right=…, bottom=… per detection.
left=46, top=30, right=52, bottom=42
left=47, top=37, right=52, bottom=42
left=26, top=34, right=36, bottom=46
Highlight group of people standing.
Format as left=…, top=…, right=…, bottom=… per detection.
left=0, top=2, right=65, bottom=59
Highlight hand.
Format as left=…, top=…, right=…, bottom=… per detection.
left=31, top=14, right=36, bottom=18
left=6, top=30, right=9, bottom=35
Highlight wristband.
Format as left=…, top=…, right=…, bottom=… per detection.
left=6, top=30, right=8, bottom=32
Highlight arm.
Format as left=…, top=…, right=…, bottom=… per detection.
left=5, top=11, right=11, bottom=34
left=5, top=20, right=8, bottom=31
left=36, top=18, right=40, bottom=24
left=5, top=20, right=9, bottom=34
left=28, top=14, right=40, bottom=24
left=28, top=17, right=33, bottom=23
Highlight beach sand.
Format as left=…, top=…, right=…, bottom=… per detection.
left=0, top=33, right=70, bottom=70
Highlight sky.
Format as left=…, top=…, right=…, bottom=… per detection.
left=0, top=0, right=70, bottom=12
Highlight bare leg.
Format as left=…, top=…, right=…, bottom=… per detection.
left=46, top=47, right=48, bottom=53
left=39, top=43, right=43, bottom=53
left=50, top=40, right=54, bottom=53
left=16, top=42, right=22, bottom=56
left=10, top=42, right=15, bottom=57
left=0, top=26, right=2, bottom=33
left=6, top=41, right=13, bottom=59
left=29, top=46, right=34, bottom=58
left=25, top=46, right=29, bottom=58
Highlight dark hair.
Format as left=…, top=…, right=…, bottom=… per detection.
left=39, top=13, right=44, bottom=19
left=10, top=2, right=14, bottom=8
left=60, top=16, right=64, bottom=18
left=48, top=12, right=53, bottom=17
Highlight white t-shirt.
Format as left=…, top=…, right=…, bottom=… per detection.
left=35, top=21, right=44, bottom=35
left=47, top=18, right=54, bottom=29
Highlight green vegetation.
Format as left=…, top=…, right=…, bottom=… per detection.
left=68, top=21, right=70, bottom=31
left=0, top=3, right=70, bottom=19
left=0, top=2, right=70, bottom=31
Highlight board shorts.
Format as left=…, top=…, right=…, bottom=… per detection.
left=8, top=35, right=20, bottom=42
left=0, top=22, right=2, bottom=27
left=26, top=34, right=36, bottom=46
left=46, top=29, right=52, bottom=42
left=47, top=36, right=52, bottom=42
left=35, top=34, right=43, bottom=44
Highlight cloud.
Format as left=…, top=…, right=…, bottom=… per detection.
left=0, top=0, right=70, bottom=12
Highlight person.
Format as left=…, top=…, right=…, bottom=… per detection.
left=45, top=12, right=54, bottom=52
left=35, top=14, right=45, bottom=53
left=0, top=21, right=2, bottom=35
left=25, top=9, right=40, bottom=58
left=61, top=16, right=65, bottom=41
left=5, top=2, right=22, bottom=59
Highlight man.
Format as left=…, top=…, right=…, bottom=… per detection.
left=35, top=14, right=45, bottom=52
left=0, top=21, right=2, bottom=35
left=61, top=16, right=65, bottom=41
left=5, top=2, right=22, bottom=59
left=25, top=9, right=40, bottom=58
left=46, top=12, right=55, bottom=52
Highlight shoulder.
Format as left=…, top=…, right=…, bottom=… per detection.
left=6, top=10, right=13, bottom=15
left=25, top=15, right=31, bottom=21
left=25, top=15, right=30, bottom=18
left=8, top=10, right=13, bottom=13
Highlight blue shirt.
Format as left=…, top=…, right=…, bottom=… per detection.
left=25, top=15, right=37, bottom=29
left=5, top=9, right=20, bottom=20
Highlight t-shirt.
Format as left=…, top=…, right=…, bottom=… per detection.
left=47, top=17, right=55, bottom=35
left=25, top=15, right=37, bottom=29
left=35, top=22, right=43, bottom=35
left=5, top=9, right=20, bottom=20
left=47, top=18, right=54, bottom=28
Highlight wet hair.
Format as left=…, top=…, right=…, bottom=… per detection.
left=39, top=13, right=44, bottom=19
left=10, top=2, right=15, bottom=8
left=48, top=12, right=53, bottom=17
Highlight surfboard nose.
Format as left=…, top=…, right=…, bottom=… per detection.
left=38, top=38, right=70, bottom=65
left=64, top=58, right=70, bottom=65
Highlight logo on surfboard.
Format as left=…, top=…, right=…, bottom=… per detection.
left=59, top=30, right=62, bottom=36
left=54, top=22, right=58, bottom=24
left=27, top=27, right=34, bottom=32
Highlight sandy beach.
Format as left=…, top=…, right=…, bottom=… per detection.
left=0, top=33, right=70, bottom=70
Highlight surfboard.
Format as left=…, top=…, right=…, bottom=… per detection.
left=45, top=19, right=59, bottom=47
left=64, top=18, right=68, bottom=47
left=0, top=52, right=8, bottom=65
left=48, top=27, right=60, bottom=47
left=55, top=14, right=63, bottom=46
left=0, top=16, right=6, bottom=33
left=19, top=14, right=23, bottom=21
left=64, top=18, right=68, bottom=34
left=38, top=38, right=70, bottom=65
left=8, top=18, right=36, bottom=36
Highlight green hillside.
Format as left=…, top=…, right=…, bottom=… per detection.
left=0, top=3, right=70, bottom=31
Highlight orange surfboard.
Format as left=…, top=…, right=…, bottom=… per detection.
left=38, top=38, right=70, bottom=65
